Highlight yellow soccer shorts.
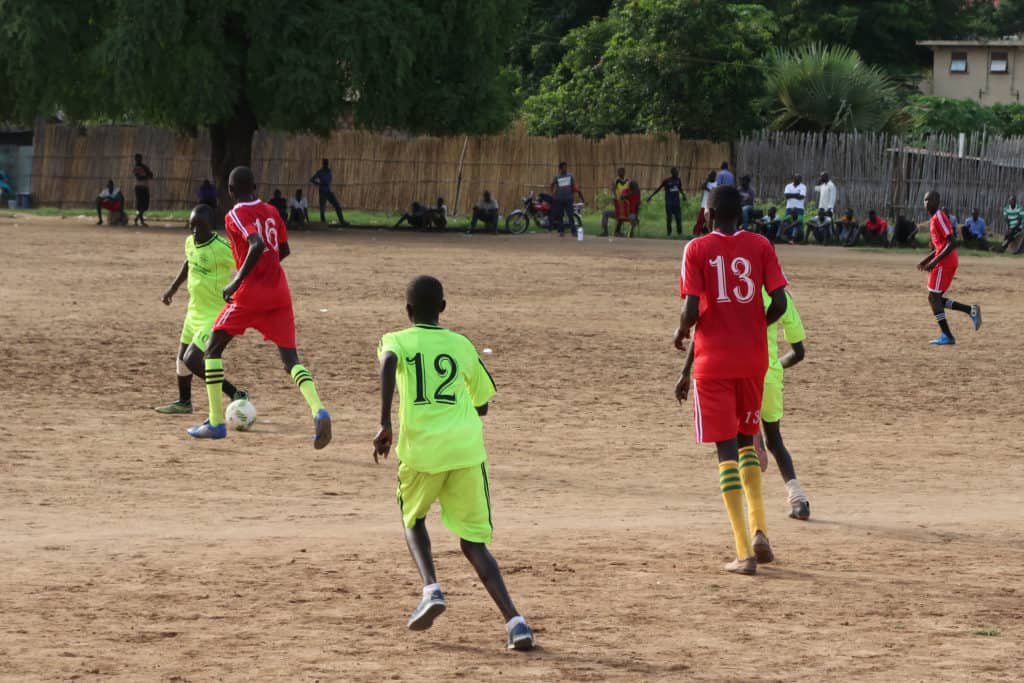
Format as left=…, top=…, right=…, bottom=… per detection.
left=179, top=310, right=216, bottom=351
left=397, top=460, right=493, bottom=544
left=761, top=378, right=784, bottom=423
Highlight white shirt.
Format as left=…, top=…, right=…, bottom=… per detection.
left=98, top=186, right=121, bottom=199
left=784, top=183, right=807, bottom=210
left=816, top=180, right=836, bottom=211
left=700, top=181, right=717, bottom=209
left=288, top=197, right=308, bottom=210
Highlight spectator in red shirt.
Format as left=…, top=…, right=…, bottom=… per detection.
left=863, top=210, right=888, bottom=246
left=623, top=180, right=642, bottom=238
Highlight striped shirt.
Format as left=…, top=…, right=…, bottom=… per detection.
left=1003, top=204, right=1024, bottom=231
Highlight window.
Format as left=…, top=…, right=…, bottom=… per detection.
left=950, top=52, right=968, bottom=73
left=991, top=51, right=1009, bottom=73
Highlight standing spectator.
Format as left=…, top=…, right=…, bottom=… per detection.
left=999, top=195, right=1024, bottom=253
left=814, top=172, right=836, bottom=218
left=132, top=153, right=154, bottom=226
left=310, top=158, right=350, bottom=227
left=863, top=210, right=889, bottom=246
left=268, top=189, right=289, bottom=223
left=95, top=179, right=126, bottom=225
left=197, top=179, right=218, bottom=208
left=738, top=175, right=756, bottom=229
left=783, top=174, right=807, bottom=238
left=468, top=190, right=500, bottom=233
left=807, top=208, right=833, bottom=244
left=600, top=167, right=629, bottom=237
left=836, top=209, right=859, bottom=246
left=647, top=167, right=685, bottom=237
left=550, top=161, right=584, bottom=238
left=693, top=171, right=717, bottom=236
left=757, top=206, right=782, bottom=241
left=288, top=189, right=309, bottom=226
left=962, top=208, right=987, bottom=248
left=715, top=162, right=735, bottom=187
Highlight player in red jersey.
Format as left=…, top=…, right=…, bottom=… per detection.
left=187, top=166, right=332, bottom=448
left=673, top=185, right=788, bottom=575
left=917, top=191, right=982, bottom=346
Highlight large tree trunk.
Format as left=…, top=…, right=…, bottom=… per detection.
left=209, top=97, right=258, bottom=215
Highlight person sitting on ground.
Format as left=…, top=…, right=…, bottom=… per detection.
left=268, top=188, right=289, bottom=223
left=468, top=190, right=500, bottom=234
left=757, top=206, right=782, bottom=242
left=197, top=179, right=218, bottom=209
left=424, top=197, right=448, bottom=230
left=782, top=210, right=804, bottom=244
left=999, top=195, right=1024, bottom=253
left=863, top=210, right=889, bottom=246
left=96, top=179, right=127, bottom=225
left=961, top=208, right=987, bottom=249
left=836, top=209, right=859, bottom=246
left=807, top=207, right=834, bottom=245
left=288, top=189, right=309, bottom=227
left=394, top=201, right=429, bottom=230
left=623, top=180, right=642, bottom=238
left=891, top=215, right=919, bottom=247
left=739, top=175, right=757, bottom=229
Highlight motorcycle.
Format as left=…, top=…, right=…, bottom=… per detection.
left=504, top=191, right=583, bottom=234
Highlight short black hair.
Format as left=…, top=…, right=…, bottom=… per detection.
left=721, top=161, right=729, bottom=169
left=406, top=275, right=445, bottom=317
left=925, top=190, right=941, bottom=202
left=228, top=166, right=255, bottom=194
left=709, top=185, right=741, bottom=223
left=191, top=203, right=214, bottom=226
left=558, top=161, right=567, bottom=168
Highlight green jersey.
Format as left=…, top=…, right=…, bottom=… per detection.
left=184, top=234, right=234, bottom=319
left=378, top=324, right=497, bottom=474
left=763, top=289, right=805, bottom=383
left=1004, top=204, right=1024, bottom=231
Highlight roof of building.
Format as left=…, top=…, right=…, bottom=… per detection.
left=918, top=39, right=1024, bottom=48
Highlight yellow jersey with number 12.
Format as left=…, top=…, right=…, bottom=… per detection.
left=378, top=325, right=497, bottom=474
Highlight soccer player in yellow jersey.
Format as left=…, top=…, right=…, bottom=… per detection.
left=156, top=205, right=246, bottom=414
left=372, top=275, right=536, bottom=651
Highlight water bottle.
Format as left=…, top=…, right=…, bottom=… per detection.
left=576, top=226, right=584, bottom=241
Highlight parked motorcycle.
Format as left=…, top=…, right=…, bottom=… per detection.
left=504, top=192, right=583, bottom=234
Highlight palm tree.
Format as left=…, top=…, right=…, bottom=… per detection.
left=763, top=44, right=902, bottom=133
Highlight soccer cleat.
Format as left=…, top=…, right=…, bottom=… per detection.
left=313, top=408, right=332, bottom=450
left=187, top=420, right=227, bottom=439
left=155, top=400, right=192, bottom=414
left=970, top=304, right=982, bottom=331
left=752, top=531, right=774, bottom=563
left=789, top=500, right=811, bottom=521
left=929, top=333, right=956, bottom=346
left=407, top=588, right=446, bottom=631
left=507, top=621, right=537, bottom=651
left=724, top=556, right=757, bottom=575
left=232, top=389, right=249, bottom=402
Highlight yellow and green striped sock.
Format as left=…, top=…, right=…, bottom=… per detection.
left=738, top=446, right=767, bottom=536
left=290, top=364, right=324, bottom=416
left=205, top=358, right=225, bottom=426
left=719, top=460, right=753, bottom=559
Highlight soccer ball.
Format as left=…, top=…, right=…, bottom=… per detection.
left=225, top=399, right=257, bottom=431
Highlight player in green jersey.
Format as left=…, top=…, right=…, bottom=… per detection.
left=156, top=205, right=246, bottom=414
left=372, top=275, right=535, bottom=651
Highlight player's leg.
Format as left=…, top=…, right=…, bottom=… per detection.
left=96, top=197, right=104, bottom=225
left=600, top=210, right=612, bottom=236
left=156, top=343, right=193, bottom=413
left=937, top=285, right=981, bottom=331
left=328, top=192, right=348, bottom=226
left=736, top=378, right=772, bottom=563
left=187, top=328, right=233, bottom=439
left=182, top=340, right=243, bottom=401
left=761, top=380, right=809, bottom=519
left=397, top=464, right=448, bottom=630
left=277, top=345, right=331, bottom=449
left=319, top=192, right=327, bottom=224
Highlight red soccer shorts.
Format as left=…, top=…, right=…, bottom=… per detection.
left=214, top=300, right=296, bottom=348
left=691, top=377, right=764, bottom=444
left=100, top=199, right=122, bottom=211
left=927, top=257, right=958, bottom=293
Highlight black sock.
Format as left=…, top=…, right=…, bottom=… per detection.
left=178, top=374, right=192, bottom=403
left=222, top=378, right=239, bottom=399
left=944, top=298, right=972, bottom=314
left=935, top=312, right=953, bottom=336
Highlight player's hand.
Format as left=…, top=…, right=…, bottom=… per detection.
left=161, top=289, right=174, bottom=305
left=222, top=281, right=239, bottom=303
left=673, top=326, right=690, bottom=350
left=372, top=425, right=393, bottom=463
left=674, top=370, right=691, bottom=403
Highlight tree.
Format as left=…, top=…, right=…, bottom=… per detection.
left=0, top=0, right=524, bottom=200
left=763, top=44, right=902, bottom=133
left=522, top=0, right=776, bottom=140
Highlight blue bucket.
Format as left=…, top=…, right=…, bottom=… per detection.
left=16, top=193, right=31, bottom=209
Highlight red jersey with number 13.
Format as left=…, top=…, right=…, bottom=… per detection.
left=225, top=199, right=292, bottom=309
left=680, top=231, right=788, bottom=379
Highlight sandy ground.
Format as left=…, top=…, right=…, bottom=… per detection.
left=1, top=214, right=1022, bottom=682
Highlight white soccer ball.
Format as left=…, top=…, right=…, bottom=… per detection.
left=225, top=399, right=257, bottom=431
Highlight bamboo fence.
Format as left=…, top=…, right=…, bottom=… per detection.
left=30, top=125, right=729, bottom=216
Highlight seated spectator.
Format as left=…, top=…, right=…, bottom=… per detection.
left=623, top=180, right=642, bottom=238
left=428, top=197, right=448, bottom=230
left=95, top=179, right=127, bottom=225
left=268, top=188, right=289, bottom=223
left=0, top=170, right=12, bottom=201
left=891, top=215, right=919, bottom=247
left=468, top=190, right=500, bottom=233
left=739, top=175, right=757, bottom=229
left=862, top=210, right=888, bottom=246
left=782, top=211, right=804, bottom=244
left=197, top=179, right=218, bottom=208
left=807, top=208, right=834, bottom=244
left=836, top=209, right=860, bottom=246
left=961, top=208, right=988, bottom=248
left=288, top=189, right=310, bottom=227
left=394, top=201, right=429, bottom=229
left=757, top=206, right=782, bottom=241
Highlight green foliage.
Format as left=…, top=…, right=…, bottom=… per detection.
left=522, top=0, right=776, bottom=140
left=763, top=44, right=902, bottom=132
left=904, top=96, right=1024, bottom=138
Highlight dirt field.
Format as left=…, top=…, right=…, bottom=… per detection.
left=1, top=214, right=1021, bottom=682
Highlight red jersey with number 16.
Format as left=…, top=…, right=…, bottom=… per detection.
left=680, top=231, right=788, bottom=380
left=225, top=199, right=292, bottom=309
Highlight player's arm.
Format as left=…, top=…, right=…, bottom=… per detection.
left=923, top=241, right=955, bottom=271
left=917, top=247, right=937, bottom=270
left=161, top=259, right=188, bottom=305
left=278, top=241, right=290, bottom=261
left=372, top=351, right=398, bottom=462
left=223, top=233, right=265, bottom=302
left=476, top=403, right=489, bottom=417
left=647, top=180, right=666, bottom=202
left=673, top=295, right=700, bottom=350
left=781, top=341, right=805, bottom=369
left=765, top=287, right=787, bottom=325
left=674, top=342, right=695, bottom=403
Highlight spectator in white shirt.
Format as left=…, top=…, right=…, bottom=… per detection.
left=694, top=170, right=717, bottom=235
left=469, top=190, right=500, bottom=233
left=288, top=188, right=310, bottom=226
left=815, top=172, right=836, bottom=217
left=783, top=173, right=807, bottom=233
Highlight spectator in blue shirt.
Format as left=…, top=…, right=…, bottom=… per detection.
left=961, top=208, right=988, bottom=249
left=310, top=159, right=350, bottom=227
left=715, top=161, right=735, bottom=187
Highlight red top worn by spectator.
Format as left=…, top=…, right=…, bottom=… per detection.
left=864, top=216, right=888, bottom=234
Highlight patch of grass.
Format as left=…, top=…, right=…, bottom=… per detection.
left=973, top=628, right=1001, bottom=636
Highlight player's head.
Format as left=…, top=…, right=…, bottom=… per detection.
left=705, top=170, right=716, bottom=183
left=436, top=197, right=445, bottom=207
left=189, top=203, right=214, bottom=240
left=819, top=172, right=829, bottom=183
left=793, top=173, right=803, bottom=184
left=228, top=166, right=256, bottom=202
left=295, top=188, right=303, bottom=199
left=817, top=207, right=826, bottom=218
left=558, top=161, right=567, bottom=173
left=868, top=209, right=877, bottom=219
left=924, top=190, right=940, bottom=215
left=483, top=190, right=491, bottom=201
left=708, top=185, right=741, bottom=230
left=740, top=174, right=751, bottom=186
left=321, top=158, right=329, bottom=169
left=106, top=179, right=114, bottom=191
left=134, top=153, right=142, bottom=164
left=616, top=166, right=625, bottom=178
left=1010, top=194, right=1017, bottom=206
left=720, top=161, right=729, bottom=170
left=670, top=166, right=679, bottom=178
left=273, top=188, right=282, bottom=198
left=406, top=275, right=446, bottom=322
left=972, top=207, right=979, bottom=218
left=767, top=206, right=777, bottom=216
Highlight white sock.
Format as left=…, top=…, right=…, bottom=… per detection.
left=506, top=615, right=526, bottom=632
left=423, top=582, right=442, bottom=596
left=785, top=479, right=808, bottom=505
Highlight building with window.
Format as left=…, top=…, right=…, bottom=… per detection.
left=918, top=39, right=1024, bottom=104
